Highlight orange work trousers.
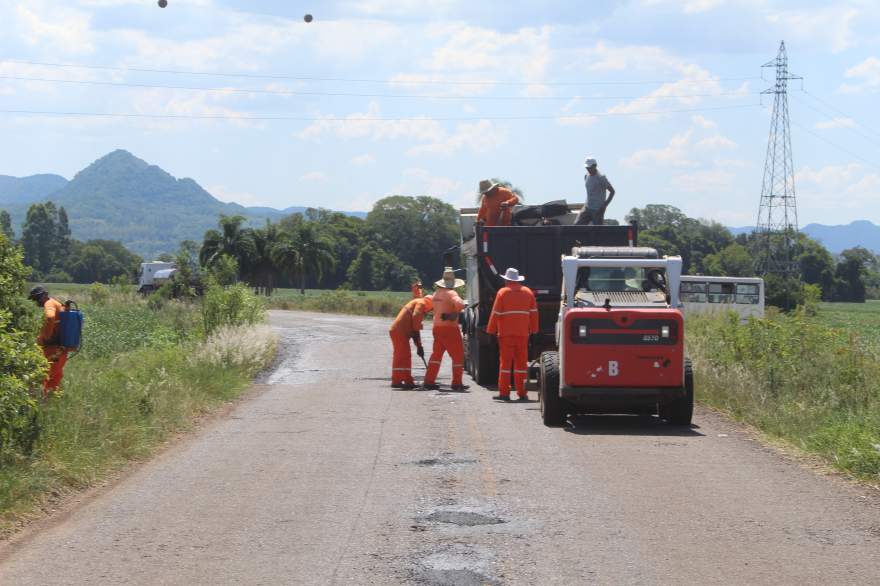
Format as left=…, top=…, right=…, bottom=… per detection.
left=498, top=336, right=529, bottom=398
left=42, top=347, right=68, bottom=397
left=423, top=328, right=464, bottom=387
left=389, top=330, right=415, bottom=385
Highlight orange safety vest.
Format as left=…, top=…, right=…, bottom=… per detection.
left=432, top=287, right=466, bottom=329
left=487, top=284, right=539, bottom=337
left=477, top=187, right=519, bottom=227
left=390, top=297, right=432, bottom=335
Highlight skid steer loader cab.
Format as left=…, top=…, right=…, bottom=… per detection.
left=539, top=247, right=694, bottom=427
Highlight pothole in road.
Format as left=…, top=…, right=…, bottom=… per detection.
left=411, top=453, right=477, bottom=467
left=417, top=568, right=498, bottom=586
left=425, top=511, right=505, bottom=527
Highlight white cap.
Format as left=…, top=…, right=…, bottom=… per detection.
left=584, top=157, right=598, bottom=168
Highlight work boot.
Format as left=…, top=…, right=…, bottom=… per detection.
left=422, top=383, right=440, bottom=391
left=450, top=384, right=470, bottom=392
left=493, top=394, right=511, bottom=401
left=390, top=382, right=403, bottom=389
left=401, top=382, right=417, bottom=390
left=516, top=395, right=530, bottom=402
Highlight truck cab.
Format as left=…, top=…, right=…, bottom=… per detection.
left=538, top=246, right=694, bottom=427
left=137, top=261, right=177, bottom=294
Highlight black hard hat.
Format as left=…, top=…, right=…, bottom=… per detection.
left=28, top=285, right=48, bottom=300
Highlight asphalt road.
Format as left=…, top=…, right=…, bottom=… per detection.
left=1, top=311, right=879, bottom=585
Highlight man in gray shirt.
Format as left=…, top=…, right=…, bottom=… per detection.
left=575, top=157, right=615, bottom=225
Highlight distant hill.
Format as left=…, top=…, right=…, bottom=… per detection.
left=802, top=221, right=880, bottom=254
left=728, top=222, right=880, bottom=254
left=0, top=150, right=364, bottom=259
left=0, top=174, right=68, bottom=204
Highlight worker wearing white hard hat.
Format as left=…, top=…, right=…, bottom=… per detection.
left=575, top=156, right=615, bottom=226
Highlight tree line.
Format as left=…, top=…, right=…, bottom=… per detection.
left=628, top=204, right=877, bottom=304
left=1, top=195, right=460, bottom=294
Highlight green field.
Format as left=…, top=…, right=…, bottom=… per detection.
left=816, top=301, right=880, bottom=345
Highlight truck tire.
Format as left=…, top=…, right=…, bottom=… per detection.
left=539, top=351, right=566, bottom=427
left=472, top=335, right=498, bottom=387
left=660, top=359, right=694, bottom=426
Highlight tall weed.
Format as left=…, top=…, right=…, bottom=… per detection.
left=689, top=311, right=880, bottom=481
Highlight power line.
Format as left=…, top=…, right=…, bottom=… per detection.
left=0, top=59, right=761, bottom=88
left=791, top=92, right=880, bottom=150
left=790, top=119, right=880, bottom=172
left=0, top=74, right=758, bottom=102
left=796, top=89, right=880, bottom=142
left=0, top=102, right=759, bottom=122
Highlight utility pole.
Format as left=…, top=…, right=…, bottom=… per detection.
left=755, top=41, right=801, bottom=285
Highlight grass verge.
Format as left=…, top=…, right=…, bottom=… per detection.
left=689, top=309, right=880, bottom=484
left=0, top=291, right=276, bottom=534
left=265, top=289, right=410, bottom=317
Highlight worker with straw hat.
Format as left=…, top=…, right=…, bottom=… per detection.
left=487, top=267, right=538, bottom=401
left=422, top=267, right=468, bottom=391
left=476, top=180, right=519, bottom=227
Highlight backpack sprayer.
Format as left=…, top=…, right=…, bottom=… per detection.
left=59, top=300, right=84, bottom=355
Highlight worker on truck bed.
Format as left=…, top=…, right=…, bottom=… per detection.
left=28, top=285, right=68, bottom=397
left=422, top=268, right=468, bottom=391
left=389, top=295, right=434, bottom=389
left=487, top=268, right=539, bottom=402
left=575, top=157, right=615, bottom=226
left=476, top=180, right=519, bottom=227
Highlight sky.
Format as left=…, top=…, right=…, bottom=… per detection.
left=1, top=0, right=879, bottom=226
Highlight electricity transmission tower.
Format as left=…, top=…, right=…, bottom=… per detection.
left=755, top=41, right=801, bottom=278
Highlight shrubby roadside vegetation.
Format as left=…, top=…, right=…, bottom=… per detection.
left=689, top=308, right=880, bottom=482
left=0, top=246, right=275, bottom=529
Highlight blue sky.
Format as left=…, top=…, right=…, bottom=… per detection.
left=1, top=0, right=879, bottom=226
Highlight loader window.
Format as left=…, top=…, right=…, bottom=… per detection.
left=575, top=267, right=662, bottom=293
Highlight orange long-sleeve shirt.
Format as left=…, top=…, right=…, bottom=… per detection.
left=432, top=287, right=466, bottom=329
left=37, top=298, right=65, bottom=348
left=477, top=187, right=519, bottom=226
left=390, top=297, right=433, bottom=335
left=487, top=283, right=539, bottom=337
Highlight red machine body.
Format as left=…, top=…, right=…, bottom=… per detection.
left=562, top=307, right=684, bottom=389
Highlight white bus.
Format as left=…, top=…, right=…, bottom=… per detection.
left=679, top=275, right=765, bottom=320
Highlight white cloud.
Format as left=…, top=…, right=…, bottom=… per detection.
left=795, top=164, right=880, bottom=217
left=391, top=168, right=468, bottom=205
left=346, top=0, right=459, bottom=16
left=641, top=0, right=726, bottom=14
left=301, top=171, right=327, bottom=182
left=352, top=153, right=377, bottom=166
left=840, top=57, right=880, bottom=93
left=407, top=119, right=506, bottom=156
left=765, top=6, right=859, bottom=53
left=816, top=117, right=856, bottom=130
left=298, top=102, right=445, bottom=143
left=622, top=130, right=697, bottom=168
left=696, top=135, right=737, bottom=149
left=691, top=115, right=717, bottom=129
left=209, top=184, right=263, bottom=206
left=14, top=3, right=95, bottom=55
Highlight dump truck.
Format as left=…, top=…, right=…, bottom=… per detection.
left=457, top=202, right=637, bottom=385
left=538, top=246, right=693, bottom=427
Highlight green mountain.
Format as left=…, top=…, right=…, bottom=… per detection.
left=0, top=174, right=68, bottom=204
left=2, top=150, right=286, bottom=259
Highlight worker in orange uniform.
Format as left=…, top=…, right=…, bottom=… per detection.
left=410, top=280, right=423, bottom=299
left=389, top=295, right=434, bottom=389
left=476, top=180, right=520, bottom=227
left=422, top=268, right=468, bottom=391
left=28, top=285, right=68, bottom=397
left=487, top=268, right=539, bottom=402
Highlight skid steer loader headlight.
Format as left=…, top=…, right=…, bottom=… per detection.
left=660, top=325, right=670, bottom=338
left=578, top=325, right=588, bottom=338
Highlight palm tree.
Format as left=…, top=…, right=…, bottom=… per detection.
left=249, top=221, right=281, bottom=296
left=273, top=223, right=336, bottom=294
left=200, top=215, right=256, bottom=281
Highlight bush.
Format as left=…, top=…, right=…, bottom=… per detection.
left=0, top=235, right=46, bottom=463
left=201, top=281, right=266, bottom=336
left=44, top=270, right=73, bottom=283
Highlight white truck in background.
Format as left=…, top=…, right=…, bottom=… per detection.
left=138, top=261, right=177, bottom=294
